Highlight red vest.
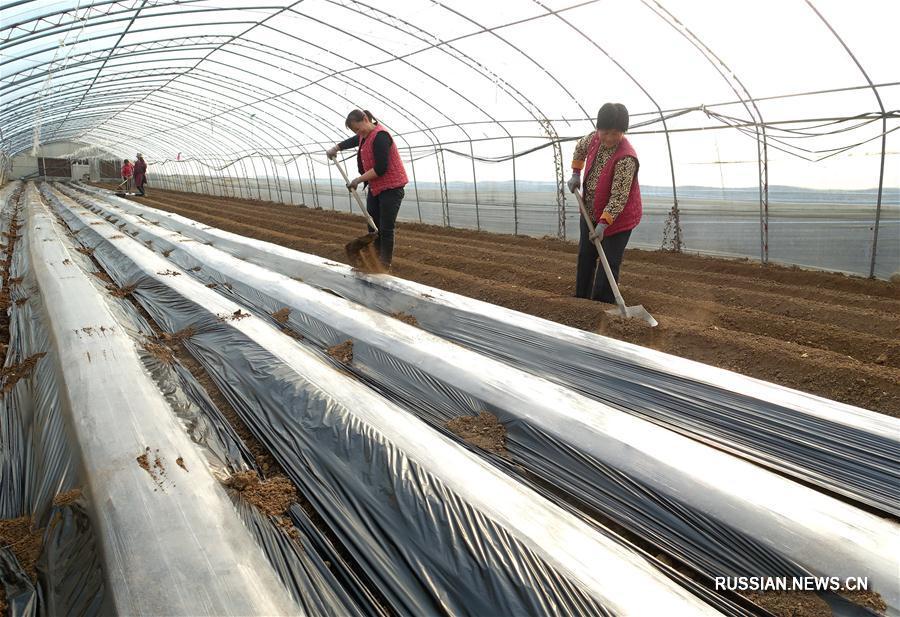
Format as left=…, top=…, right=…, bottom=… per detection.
left=584, top=135, right=642, bottom=236
left=359, top=124, right=408, bottom=196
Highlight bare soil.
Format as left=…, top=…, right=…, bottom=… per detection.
left=745, top=592, right=832, bottom=617
left=271, top=308, right=291, bottom=324
left=446, top=412, right=508, bottom=457
left=841, top=590, right=887, bottom=614
left=390, top=311, right=419, bottom=327
left=126, top=188, right=900, bottom=416
left=52, top=488, right=83, bottom=507
left=225, top=471, right=298, bottom=518
left=1, top=352, right=47, bottom=393
left=326, top=340, right=353, bottom=364
left=0, top=516, right=43, bottom=582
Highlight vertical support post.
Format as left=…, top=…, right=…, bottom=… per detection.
left=510, top=137, right=518, bottom=235
left=469, top=140, right=480, bottom=231
left=869, top=121, right=887, bottom=278
left=539, top=119, right=566, bottom=240
left=407, top=146, right=423, bottom=223
left=436, top=148, right=449, bottom=227
left=294, top=157, right=306, bottom=206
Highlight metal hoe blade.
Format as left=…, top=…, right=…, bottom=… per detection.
left=606, top=304, right=658, bottom=328
left=573, top=188, right=658, bottom=328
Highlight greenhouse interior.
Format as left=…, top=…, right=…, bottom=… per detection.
left=0, top=1, right=898, bottom=616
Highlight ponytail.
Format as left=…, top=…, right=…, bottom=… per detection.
left=345, top=108, right=379, bottom=129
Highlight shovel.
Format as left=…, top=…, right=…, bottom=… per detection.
left=330, top=155, right=380, bottom=267
left=574, top=188, right=657, bottom=327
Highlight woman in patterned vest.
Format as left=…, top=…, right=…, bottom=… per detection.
left=567, top=103, right=643, bottom=303
left=327, top=110, right=409, bottom=269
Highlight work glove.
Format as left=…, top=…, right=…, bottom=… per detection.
left=347, top=177, right=363, bottom=191
left=326, top=145, right=340, bottom=159
left=566, top=171, right=581, bottom=193
left=589, top=222, right=608, bottom=242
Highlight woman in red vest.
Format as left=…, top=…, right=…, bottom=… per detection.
left=567, top=103, right=642, bottom=303
left=133, top=153, right=148, bottom=196
left=326, top=110, right=409, bottom=268
left=121, top=159, right=133, bottom=191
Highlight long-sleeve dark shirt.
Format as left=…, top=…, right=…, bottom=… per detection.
left=338, top=131, right=392, bottom=176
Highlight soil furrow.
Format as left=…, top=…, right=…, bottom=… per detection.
left=94, top=187, right=899, bottom=415
left=131, top=194, right=899, bottom=355
left=136, top=192, right=900, bottom=314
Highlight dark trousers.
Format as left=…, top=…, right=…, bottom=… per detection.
left=576, top=217, right=632, bottom=303
left=366, top=187, right=404, bottom=266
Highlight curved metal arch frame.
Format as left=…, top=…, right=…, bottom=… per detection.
left=1, top=0, right=894, bottom=275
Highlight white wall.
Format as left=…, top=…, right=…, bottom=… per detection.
left=9, top=141, right=118, bottom=180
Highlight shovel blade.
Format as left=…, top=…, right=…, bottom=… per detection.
left=606, top=304, right=658, bottom=328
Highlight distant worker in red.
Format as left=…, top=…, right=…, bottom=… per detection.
left=568, top=103, right=643, bottom=303
left=133, top=153, right=148, bottom=196
left=326, top=110, right=408, bottom=269
left=121, top=159, right=133, bottom=192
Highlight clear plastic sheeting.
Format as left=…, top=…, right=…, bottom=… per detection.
left=23, top=191, right=300, bottom=616
left=74, top=185, right=900, bottom=518
left=0, top=182, right=106, bottom=617
left=47, top=183, right=900, bottom=616
left=2, top=1, right=898, bottom=276
left=44, top=185, right=728, bottom=616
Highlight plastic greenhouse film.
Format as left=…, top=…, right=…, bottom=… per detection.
left=1, top=183, right=106, bottom=617
left=89, top=254, right=377, bottom=616
left=51, top=184, right=900, bottom=615
left=24, top=191, right=300, bottom=616
left=70, top=185, right=900, bottom=517
left=46, top=187, right=724, bottom=616
left=231, top=498, right=372, bottom=617
left=35, top=498, right=109, bottom=617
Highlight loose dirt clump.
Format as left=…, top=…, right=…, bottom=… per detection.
left=106, top=283, right=136, bottom=298
left=109, top=234, right=125, bottom=239
left=390, top=311, right=418, bottom=326
left=75, top=246, right=94, bottom=257
left=745, top=592, right=832, bottom=617
left=161, top=249, right=173, bottom=257
left=225, top=471, right=298, bottom=517
left=271, top=308, right=290, bottom=324
left=52, top=488, right=83, bottom=507
left=160, top=327, right=195, bottom=344
left=281, top=327, right=305, bottom=341
left=157, top=269, right=181, bottom=276
left=136, top=449, right=151, bottom=472
left=218, top=309, right=250, bottom=322
left=176, top=457, right=188, bottom=471
left=841, top=589, right=886, bottom=614
left=0, top=516, right=44, bottom=583
left=326, top=340, right=353, bottom=364
left=349, top=242, right=386, bottom=274
left=90, top=270, right=113, bottom=284
left=136, top=447, right=167, bottom=490
left=1, top=352, right=47, bottom=393
left=446, top=412, right=508, bottom=457
left=144, top=340, right=175, bottom=364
